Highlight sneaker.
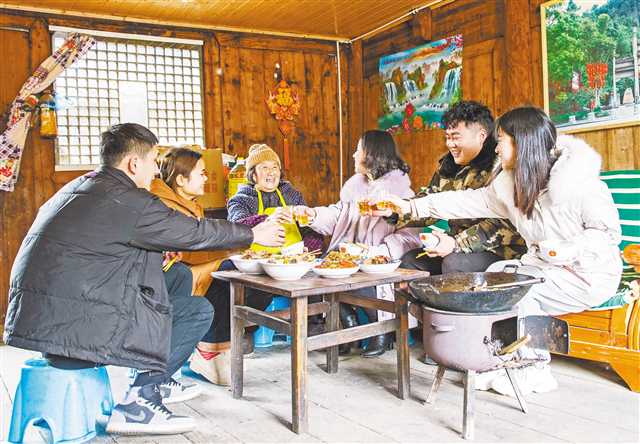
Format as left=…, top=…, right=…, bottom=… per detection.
left=475, top=369, right=505, bottom=391
left=490, top=364, right=558, bottom=397
left=160, top=378, right=202, bottom=404
left=106, top=384, right=195, bottom=435
left=189, top=349, right=230, bottom=386
left=419, top=354, right=438, bottom=366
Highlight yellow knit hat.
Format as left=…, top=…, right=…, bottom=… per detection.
left=245, top=144, right=281, bottom=177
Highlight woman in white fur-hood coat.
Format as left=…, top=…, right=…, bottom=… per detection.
left=401, top=107, right=622, bottom=317
left=384, top=107, right=622, bottom=396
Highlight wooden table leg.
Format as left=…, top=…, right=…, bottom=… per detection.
left=230, top=283, right=246, bottom=399
left=395, top=288, right=411, bottom=399
left=463, top=370, right=475, bottom=440
left=325, top=293, right=339, bottom=374
left=291, top=297, right=308, bottom=434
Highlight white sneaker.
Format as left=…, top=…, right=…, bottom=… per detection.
left=475, top=369, right=505, bottom=391
left=106, top=384, right=195, bottom=435
left=160, top=378, right=202, bottom=404
left=189, top=349, right=230, bottom=386
left=491, top=364, right=558, bottom=397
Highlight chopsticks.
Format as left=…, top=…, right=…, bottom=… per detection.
left=162, top=255, right=178, bottom=272
left=561, top=265, right=592, bottom=287
left=471, top=277, right=545, bottom=291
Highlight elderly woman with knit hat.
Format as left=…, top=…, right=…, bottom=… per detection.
left=189, top=143, right=323, bottom=386
left=228, top=143, right=323, bottom=250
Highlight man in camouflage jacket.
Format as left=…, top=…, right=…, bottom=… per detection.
left=398, top=101, right=526, bottom=274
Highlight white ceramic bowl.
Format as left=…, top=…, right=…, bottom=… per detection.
left=537, top=240, right=579, bottom=265
left=359, top=260, right=401, bottom=274
left=419, top=232, right=440, bottom=251
left=229, top=255, right=264, bottom=275
left=259, top=259, right=315, bottom=281
left=312, top=264, right=360, bottom=279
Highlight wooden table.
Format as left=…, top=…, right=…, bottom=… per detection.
left=212, top=268, right=429, bottom=433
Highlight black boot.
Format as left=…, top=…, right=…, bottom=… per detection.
left=362, top=333, right=389, bottom=358
left=339, top=304, right=358, bottom=355
left=242, top=332, right=254, bottom=355
left=308, top=314, right=325, bottom=336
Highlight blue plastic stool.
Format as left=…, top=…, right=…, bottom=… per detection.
left=8, top=358, right=113, bottom=444
left=254, top=296, right=291, bottom=347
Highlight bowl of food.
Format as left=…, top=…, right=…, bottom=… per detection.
left=259, top=252, right=316, bottom=281
left=312, top=251, right=360, bottom=278
left=360, top=255, right=401, bottom=274
left=229, top=249, right=272, bottom=274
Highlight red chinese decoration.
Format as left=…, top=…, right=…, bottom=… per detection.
left=266, top=79, right=301, bottom=171
left=585, top=63, right=608, bottom=89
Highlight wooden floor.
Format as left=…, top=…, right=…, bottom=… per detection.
left=1, top=341, right=638, bottom=443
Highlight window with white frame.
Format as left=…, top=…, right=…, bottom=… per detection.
left=52, top=30, right=204, bottom=169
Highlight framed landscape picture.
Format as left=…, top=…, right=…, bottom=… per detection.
left=377, top=35, right=463, bottom=134
left=541, top=0, right=639, bottom=132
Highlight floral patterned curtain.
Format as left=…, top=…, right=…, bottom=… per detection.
left=0, top=33, right=95, bottom=192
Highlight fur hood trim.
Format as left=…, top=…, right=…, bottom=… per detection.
left=547, top=135, right=602, bottom=204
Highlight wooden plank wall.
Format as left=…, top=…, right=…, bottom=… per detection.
left=361, top=0, right=640, bottom=192
left=0, top=9, right=346, bottom=336
left=214, top=33, right=343, bottom=205
left=0, top=15, right=54, bottom=338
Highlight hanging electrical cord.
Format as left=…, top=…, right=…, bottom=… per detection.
left=349, top=0, right=451, bottom=43
left=333, top=0, right=453, bottom=188
left=336, top=40, right=344, bottom=186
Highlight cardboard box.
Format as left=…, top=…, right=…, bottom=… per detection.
left=196, top=148, right=226, bottom=209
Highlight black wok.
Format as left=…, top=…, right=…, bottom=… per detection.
left=408, top=271, right=544, bottom=313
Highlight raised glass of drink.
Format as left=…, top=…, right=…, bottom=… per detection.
left=357, top=199, right=371, bottom=215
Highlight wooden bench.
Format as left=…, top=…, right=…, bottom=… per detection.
left=554, top=170, right=640, bottom=392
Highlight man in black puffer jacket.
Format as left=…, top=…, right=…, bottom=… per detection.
left=3, top=123, right=284, bottom=434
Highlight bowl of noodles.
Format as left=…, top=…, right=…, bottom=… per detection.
left=259, top=252, right=316, bottom=281
left=229, top=249, right=272, bottom=274
left=359, top=255, right=401, bottom=274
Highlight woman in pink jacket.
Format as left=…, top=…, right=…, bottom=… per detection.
left=297, top=130, right=421, bottom=356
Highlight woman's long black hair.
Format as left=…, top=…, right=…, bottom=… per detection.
left=495, top=106, right=557, bottom=219
left=360, top=130, right=410, bottom=180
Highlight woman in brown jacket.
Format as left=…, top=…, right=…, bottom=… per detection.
left=151, top=148, right=230, bottom=297
left=151, top=148, right=238, bottom=385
